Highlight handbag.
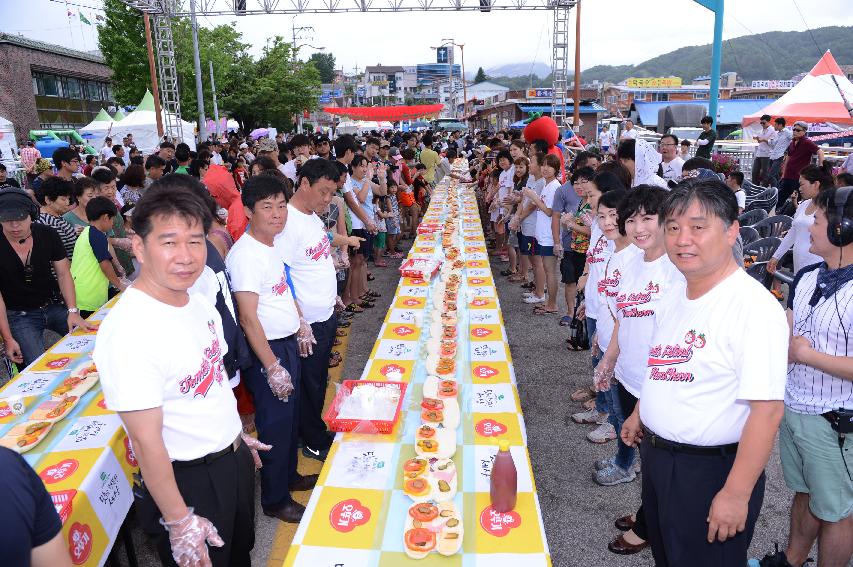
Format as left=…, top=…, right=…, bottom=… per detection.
left=567, top=292, right=590, bottom=350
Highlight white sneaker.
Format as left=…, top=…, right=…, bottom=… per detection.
left=594, top=463, right=637, bottom=486
left=571, top=408, right=603, bottom=424
left=523, top=295, right=546, bottom=304
left=587, top=422, right=617, bottom=443
left=595, top=412, right=609, bottom=425
left=595, top=455, right=641, bottom=473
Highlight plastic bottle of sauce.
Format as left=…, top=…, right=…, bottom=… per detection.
left=490, top=439, right=517, bottom=512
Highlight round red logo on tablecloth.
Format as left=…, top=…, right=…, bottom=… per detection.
left=392, top=325, right=415, bottom=337
left=0, top=404, right=12, bottom=419
left=479, top=505, right=521, bottom=537
left=471, top=299, right=489, bottom=307
left=469, top=261, right=482, bottom=267
left=470, top=278, right=485, bottom=285
left=473, top=365, right=499, bottom=379
left=68, top=522, right=93, bottom=564
left=124, top=436, right=138, bottom=467
left=97, top=397, right=107, bottom=410
left=380, top=364, right=406, bottom=377
left=403, top=298, right=420, bottom=307
left=475, top=419, right=507, bottom=438
left=471, top=327, right=493, bottom=338
left=39, top=459, right=80, bottom=484
left=47, top=356, right=72, bottom=370
left=329, top=499, right=371, bottom=533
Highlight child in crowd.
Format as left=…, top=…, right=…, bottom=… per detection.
left=372, top=194, right=389, bottom=267
left=515, top=153, right=545, bottom=290
left=521, top=153, right=562, bottom=313
left=725, top=171, right=746, bottom=214
left=412, top=163, right=429, bottom=211
left=503, top=156, right=529, bottom=281
left=70, top=196, right=128, bottom=318
left=385, top=180, right=403, bottom=258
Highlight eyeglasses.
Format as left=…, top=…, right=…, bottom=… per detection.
left=792, top=128, right=804, bottom=132
left=659, top=143, right=676, bottom=147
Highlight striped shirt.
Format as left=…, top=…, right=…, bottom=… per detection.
left=786, top=263, right=853, bottom=414
left=37, top=213, right=78, bottom=260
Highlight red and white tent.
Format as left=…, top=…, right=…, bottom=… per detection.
left=742, top=51, right=853, bottom=126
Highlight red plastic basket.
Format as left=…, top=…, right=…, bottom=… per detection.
left=417, top=223, right=442, bottom=234
left=324, top=380, right=408, bottom=434
left=399, top=258, right=441, bottom=279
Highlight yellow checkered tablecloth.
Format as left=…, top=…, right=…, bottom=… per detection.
left=283, top=178, right=551, bottom=566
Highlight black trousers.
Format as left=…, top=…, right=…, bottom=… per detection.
left=779, top=178, right=800, bottom=207
left=751, top=157, right=770, bottom=185
left=640, top=437, right=765, bottom=567
left=298, top=314, right=337, bottom=451
left=245, top=335, right=300, bottom=511
left=135, top=442, right=256, bottom=567
left=616, top=383, right=647, bottom=541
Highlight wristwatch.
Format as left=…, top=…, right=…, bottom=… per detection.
left=67, top=307, right=79, bottom=314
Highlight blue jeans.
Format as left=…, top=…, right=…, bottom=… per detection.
left=586, top=317, right=608, bottom=414
left=606, top=383, right=636, bottom=471
left=7, top=304, right=69, bottom=369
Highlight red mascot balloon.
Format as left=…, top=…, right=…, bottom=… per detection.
left=522, top=115, right=565, bottom=182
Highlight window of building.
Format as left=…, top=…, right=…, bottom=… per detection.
left=64, top=77, right=82, bottom=99
left=619, top=93, right=628, bottom=101
left=651, top=92, right=669, bottom=102
left=693, top=92, right=708, bottom=99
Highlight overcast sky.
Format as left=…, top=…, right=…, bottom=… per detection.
left=4, top=0, right=851, bottom=76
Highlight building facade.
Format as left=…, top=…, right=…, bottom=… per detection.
left=0, top=33, right=114, bottom=142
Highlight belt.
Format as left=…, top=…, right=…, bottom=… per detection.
left=644, top=429, right=739, bottom=457
left=173, top=436, right=241, bottom=468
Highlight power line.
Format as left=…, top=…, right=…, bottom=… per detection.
left=47, top=0, right=104, bottom=11
left=790, top=0, right=824, bottom=58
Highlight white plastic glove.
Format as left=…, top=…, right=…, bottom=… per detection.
left=335, top=296, right=346, bottom=312
left=240, top=432, right=272, bottom=469
left=263, top=359, right=294, bottom=401
left=593, top=366, right=614, bottom=392
left=296, top=317, right=316, bottom=358
left=161, top=508, right=224, bottom=567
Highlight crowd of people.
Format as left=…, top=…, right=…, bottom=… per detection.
left=0, top=119, right=850, bottom=567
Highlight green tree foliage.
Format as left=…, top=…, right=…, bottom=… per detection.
left=473, top=67, right=489, bottom=84
left=308, top=52, right=337, bottom=84
left=97, top=0, right=148, bottom=106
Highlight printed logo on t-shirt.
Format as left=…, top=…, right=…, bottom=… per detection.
left=179, top=320, right=226, bottom=398
left=305, top=234, right=331, bottom=261
left=647, top=329, right=707, bottom=383
left=616, top=281, right=660, bottom=318
left=597, top=269, right=622, bottom=296
left=272, top=273, right=290, bottom=296
left=587, top=236, right=607, bottom=264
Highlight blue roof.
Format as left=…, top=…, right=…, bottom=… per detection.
left=518, top=102, right=607, bottom=114
left=632, top=99, right=778, bottom=127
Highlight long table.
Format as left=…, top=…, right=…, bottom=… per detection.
left=0, top=294, right=135, bottom=567
left=283, top=177, right=551, bottom=566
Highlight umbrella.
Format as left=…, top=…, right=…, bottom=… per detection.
left=250, top=128, right=269, bottom=140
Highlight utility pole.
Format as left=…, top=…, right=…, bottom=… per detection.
left=143, top=13, right=164, bottom=138
left=209, top=61, right=220, bottom=138
left=189, top=0, right=206, bottom=141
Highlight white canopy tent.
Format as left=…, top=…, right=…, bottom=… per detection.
left=0, top=115, right=19, bottom=167
left=79, top=108, right=120, bottom=147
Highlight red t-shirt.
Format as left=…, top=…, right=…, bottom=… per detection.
left=782, top=136, right=818, bottom=180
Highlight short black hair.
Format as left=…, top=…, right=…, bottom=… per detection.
left=241, top=173, right=288, bottom=209
left=333, top=135, right=357, bottom=158
left=596, top=161, right=632, bottom=190
left=52, top=147, right=79, bottom=168
left=571, top=166, right=595, bottom=184
left=175, top=146, right=191, bottom=163
left=616, top=139, right=635, bottom=161
left=112, top=144, right=124, bottom=154
left=661, top=178, right=738, bottom=227
left=188, top=159, right=208, bottom=178
left=251, top=155, right=277, bottom=173
left=121, top=164, right=146, bottom=187
left=728, top=171, right=744, bottom=186
left=401, top=148, right=416, bottom=160
left=422, top=133, right=434, bottom=146
left=682, top=157, right=714, bottom=172
left=774, top=117, right=786, bottom=126
left=37, top=176, right=75, bottom=205
left=73, top=175, right=97, bottom=198
left=85, top=155, right=96, bottom=165
left=365, top=136, right=381, bottom=148
left=91, top=167, right=116, bottom=187
left=496, top=149, right=512, bottom=164
left=0, top=163, right=6, bottom=172
left=660, top=133, right=679, bottom=145
left=835, top=172, right=853, bottom=188
left=598, top=188, right=628, bottom=211
left=298, top=157, right=341, bottom=187
left=700, top=116, right=714, bottom=125
left=617, top=185, right=668, bottom=234
left=133, top=178, right=213, bottom=240
left=290, top=134, right=310, bottom=148
left=159, top=141, right=176, bottom=150
left=106, top=156, right=124, bottom=169
left=680, top=139, right=691, bottom=147
left=814, top=186, right=853, bottom=224
left=760, top=114, right=772, bottom=122
left=85, top=196, right=118, bottom=221
left=591, top=171, right=628, bottom=193
left=145, top=154, right=166, bottom=170
left=532, top=140, right=549, bottom=154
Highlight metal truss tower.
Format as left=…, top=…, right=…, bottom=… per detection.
left=550, top=0, right=574, bottom=131
left=150, top=1, right=184, bottom=142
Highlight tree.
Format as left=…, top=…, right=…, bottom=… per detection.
left=308, top=52, right=336, bottom=84
left=97, top=0, right=149, bottom=106
left=474, top=67, right=489, bottom=84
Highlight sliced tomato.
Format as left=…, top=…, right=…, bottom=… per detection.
left=403, top=458, right=427, bottom=473
left=417, top=439, right=438, bottom=453
left=409, top=503, right=439, bottom=522
left=421, top=398, right=444, bottom=411
left=438, top=381, right=458, bottom=398
left=405, top=528, right=437, bottom=552
left=418, top=425, right=436, bottom=438
left=404, top=477, right=430, bottom=496
left=421, top=409, right=444, bottom=423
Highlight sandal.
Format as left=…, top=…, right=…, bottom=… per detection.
left=533, top=306, right=558, bottom=315
left=500, top=268, right=514, bottom=277
left=359, top=300, right=375, bottom=308
left=333, top=338, right=342, bottom=346
left=570, top=387, right=596, bottom=402
left=329, top=351, right=342, bottom=365
left=559, top=315, right=573, bottom=327
left=346, top=303, right=364, bottom=314
left=328, top=356, right=341, bottom=368
left=583, top=398, right=597, bottom=410
left=365, top=290, right=381, bottom=298
left=521, top=281, right=535, bottom=290
left=336, top=329, right=348, bottom=337
left=508, top=274, right=525, bottom=282
left=337, top=320, right=351, bottom=328
left=367, top=273, right=375, bottom=281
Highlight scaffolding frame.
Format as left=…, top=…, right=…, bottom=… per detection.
left=151, top=0, right=184, bottom=142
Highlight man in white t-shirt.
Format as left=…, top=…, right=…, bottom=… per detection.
left=599, top=127, right=614, bottom=153
left=620, top=120, right=637, bottom=141
left=275, top=159, right=340, bottom=462
left=94, top=182, right=266, bottom=566
left=99, top=137, right=114, bottom=163
left=658, top=134, right=684, bottom=182
left=622, top=179, right=788, bottom=566
left=228, top=174, right=318, bottom=524
left=751, top=114, right=775, bottom=186
left=282, top=134, right=311, bottom=183
left=775, top=186, right=853, bottom=567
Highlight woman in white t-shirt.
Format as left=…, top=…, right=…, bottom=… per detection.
left=768, top=164, right=834, bottom=275
left=512, top=155, right=543, bottom=288
left=521, top=153, right=562, bottom=314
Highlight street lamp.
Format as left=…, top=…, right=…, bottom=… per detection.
left=430, top=39, right=466, bottom=119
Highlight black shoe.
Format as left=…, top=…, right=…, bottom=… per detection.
left=302, top=445, right=329, bottom=461
left=290, top=473, right=319, bottom=491
left=263, top=501, right=306, bottom=523
left=755, top=543, right=811, bottom=567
